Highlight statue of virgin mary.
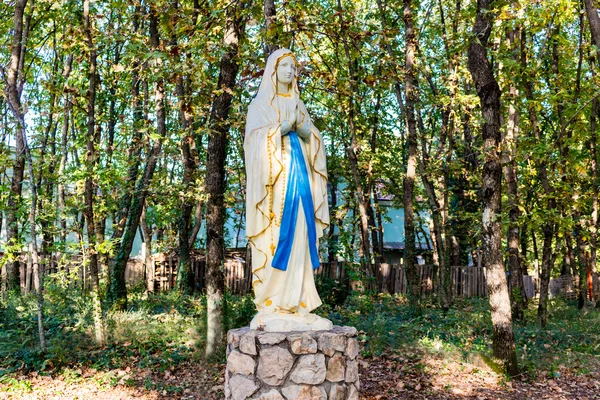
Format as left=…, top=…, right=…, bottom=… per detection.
left=244, top=49, right=332, bottom=331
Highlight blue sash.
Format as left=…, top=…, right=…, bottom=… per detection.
left=271, top=132, right=320, bottom=271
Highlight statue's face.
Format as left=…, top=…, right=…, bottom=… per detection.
left=276, top=55, right=296, bottom=85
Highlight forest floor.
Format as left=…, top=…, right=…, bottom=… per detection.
left=1, top=349, right=599, bottom=399
left=1, top=285, right=599, bottom=399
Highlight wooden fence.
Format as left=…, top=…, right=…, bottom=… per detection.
left=0, top=252, right=250, bottom=294
left=316, top=262, right=536, bottom=298
left=3, top=252, right=598, bottom=300
left=547, top=274, right=600, bottom=300
left=150, top=252, right=251, bottom=294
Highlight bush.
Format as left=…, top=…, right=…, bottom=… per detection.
left=226, top=293, right=256, bottom=329
left=315, top=275, right=349, bottom=307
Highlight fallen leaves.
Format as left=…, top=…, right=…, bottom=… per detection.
left=1, top=345, right=599, bottom=400
left=358, top=349, right=600, bottom=400
left=0, top=359, right=226, bottom=400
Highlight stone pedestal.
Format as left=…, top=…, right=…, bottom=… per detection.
left=225, top=326, right=360, bottom=400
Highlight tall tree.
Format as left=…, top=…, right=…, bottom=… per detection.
left=502, top=25, right=526, bottom=321
left=584, top=0, right=600, bottom=307
left=57, top=56, right=72, bottom=255
left=205, top=0, right=247, bottom=356
left=22, top=106, right=46, bottom=353
left=4, top=0, right=46, bottom=350
left=337, top=0, right=375, bottom=286
left=174, top=2, right=199, bottom=294
left=467, top=0, right=519, bottom=375
left=3, top=0, right=29, bottom=292
left=111, top=6, right=145, bottom=243
left=109, top=6, right=167, bottom=310
left=82, top=0, right=104, bottom=345
left=521, top=26, right=559, bottom=327
left=591, top=88, right=600, bottom=306
left=402, top=0, right=422, bottom=312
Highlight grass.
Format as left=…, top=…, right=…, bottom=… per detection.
left=515, top=298, right=600, bottom=377
left=1, top=276, right=209, bottom=376
left=322, top=294, right=493, bottom=357
left=321, top=292, right=600, bottom=378
left=1, top=274, right=598, bottom=386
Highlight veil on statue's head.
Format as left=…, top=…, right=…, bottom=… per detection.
left=247, top=49, right=300, bottom=133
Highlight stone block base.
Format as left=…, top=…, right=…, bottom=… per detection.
left=225, top=326, right=360, bottom=400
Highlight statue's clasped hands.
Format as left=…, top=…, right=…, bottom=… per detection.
left=281, top=103, right=310, bottom=139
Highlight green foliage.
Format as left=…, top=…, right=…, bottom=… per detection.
left=2, top=284, right=598, bottom=389
left=0, top=376, right=33, bottom=393
left=315, top=275, right=350, bottom=308
left=1, top=0, right=600, bottom=391
left=322, top=294, right=599, bottom=378
left=225, top=292, right=256, bottom=329
left=324, top=294, right=490, bottom=357
left=516, top=298, right=600, bottom=378
left=0, top=282, right=255, bottom=376
left=1, top=0, right=598, bottom=296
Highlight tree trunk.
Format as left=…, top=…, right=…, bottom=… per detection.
left=584, top=0, right=600, bottom=307
left=109, top=8, right=166, bottom=311
left=521, top=29, right=557, bottom=327
left=402, top=0, right=421, bottom=312
left=37, top=50, right=59, bottom=262
left=205, top=0, right=247, bottom=357
left=140, top=207, right=154, bottom=293
left=565, top=233, right=577, bottom=277
left=264, top=0, right=278, bottom=56
left=368, top=93, right=383, bottom=267
left=82, top=0, right=100, bottom=293
left=111, top=7, right=144, bottom=241
left=375, top=197, right=385, bottom=263
left=4, top=0, right=28, bottom=293
left=591, top=96, right=599, bottom=305
left=82, top=0, right=104, bottom=345
left=571, top=18, right=589, bottom=305
left=96, top=36, right=123, bottom=279
left=467, top=0, right=519, bottom=376
left=336, top=0, right=374, bottom=287
left=531, top=226, right=539, bottom=276
left=189, top=201, right=204, bottom=249
left=520, top=223, right=528, bottom=273
left=58, top=56, right=73, bottom=252
left=416, top=103, right=453, bottom=309
left=456, top=108, right=481, bottom=266
left=4, top=0, right=46, bottom=349
left=104, top=38, right=123, bottom=166
left=176, top=130, right=196, bottom=293
left=0, top=105, right=5, bottom=287
left=346, top=141, right=373, bottom=284
left=503, top=27, right=526, bottom=320
left=441, top=124, right=454, bottom=309
left=538, top=223, right=556, bottom=326
left=573, top=216, right=589, bottom=309
left=584, top=0, right=600, bottom=58
left=23, top=116, right=47, bottom=352
left=417, top=143, right=447, bottom=309
left=173, top=4, right=198, bottom=293
left=367, top=201, right=383, bottom=264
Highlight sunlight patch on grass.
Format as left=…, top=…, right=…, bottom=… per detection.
left=419, top=336, right=453, bottom=353
left=0, top=376, right=33, bottom=393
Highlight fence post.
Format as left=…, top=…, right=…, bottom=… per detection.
left=380, top=264, right=390, bottom=293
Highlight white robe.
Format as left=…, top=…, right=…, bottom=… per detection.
left=244, top=49, right=329, bottom=315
